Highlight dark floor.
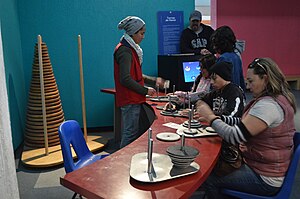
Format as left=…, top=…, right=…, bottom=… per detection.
left=15, top=132, right=118, bottom=199
left=15, top=90, right=300, bottom=199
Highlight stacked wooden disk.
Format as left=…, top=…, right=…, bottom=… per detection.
left=24, top=42, right=65, bottom=148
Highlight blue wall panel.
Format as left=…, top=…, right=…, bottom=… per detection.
left=0, top=0, right=26, bottom=149
left=17, top=0, right=194, bottom=129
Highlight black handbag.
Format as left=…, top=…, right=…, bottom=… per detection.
left=138, top=102, right=157, bottom=136
left=214, top=141, right=243, bottom=177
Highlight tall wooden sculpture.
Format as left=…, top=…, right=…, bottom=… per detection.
left=24, top=40, right=64, bottom=149
left=21, top=35, right=107, bottom=168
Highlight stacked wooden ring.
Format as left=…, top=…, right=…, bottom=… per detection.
left=24, top=42, right=65, bottom=148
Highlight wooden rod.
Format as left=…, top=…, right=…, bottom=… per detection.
left=38, top=35, right=49, bottom=155
left=78, top=35, right=87, bottom=141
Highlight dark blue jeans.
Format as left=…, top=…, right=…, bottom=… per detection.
left=202, top=164, right=281, bottom=199
left=120, top=104, right=141, bottom=148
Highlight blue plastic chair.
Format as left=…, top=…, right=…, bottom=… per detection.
left=222, top=132, right=300, bottom=199
left=58, top=120, right=109, bottom=198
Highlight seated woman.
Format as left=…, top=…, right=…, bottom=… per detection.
left=173, top=53, right=216, bottom=105
left=197, top=58, right=297, bottom=198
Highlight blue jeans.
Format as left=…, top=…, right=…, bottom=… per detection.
left=120, top=104, right=141, bottom=148
left=202, top=164, right=280, bottom=199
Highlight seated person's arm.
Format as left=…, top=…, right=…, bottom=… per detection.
left=197, top=99, right=282, bottom=145
left=189, top=92, right=207, bottom=103
left=196, top=101, right=252, bottom=145
left=220, top=115, right=241, bottom=126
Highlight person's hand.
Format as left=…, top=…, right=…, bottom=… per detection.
left=193, top=111, right=200, bottom=120
left=156, top=77, right=165, bottom=88
left=147, top=87, right=156, bottom=96
left=196, top=101, right=216, bottom=123
left=173, top=91, right=185, bottom=97
left=200, top=48, right=212, bottom=55
left=163, top=102, right=176, bottom=111
left=179, top=108, right=190, bottom=117
left=167, top=91, right=184, bottom=100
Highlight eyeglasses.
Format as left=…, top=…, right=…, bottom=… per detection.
left=249, top=58, right=267, bottom=74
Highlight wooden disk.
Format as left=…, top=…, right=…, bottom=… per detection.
left=27, top=103, right=62, bottom=111
left=30, top=87, right=58, bottom=93
left=26, top=109, right=64, bottom=118
left=28, top=97, right=61, bottom=104
left=30, top=76, right=56, bottom=82
left=24, top=140, right=60, bottom=148
left=26, top=116, right=64, bottom=126
left=31, top=72, right=54, bottom=78
left=33, top=58, right=51, bottom=63
left=32, top=62, right=52, bottom=67
left=26, top=110, right=64, bottom=119
left=28, top=98, right=61, bottom=105
left=25, top=132, right=59, bottom=140
left=30, top=95, right=61, bottom=102
left=26, top=112, right=64, bottom=121
left=25, top=126, right=61, bottom=135
left=29, top=91, right=59, bottom=99
left=26, top=114, right=64, bottom=123
left=26, top=122, right=61, bottom=130
left=25, top=134, right=59, bottom=142
left=27, top=101, right=62, bottom=108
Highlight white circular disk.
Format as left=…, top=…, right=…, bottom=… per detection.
left=156, top=132, right=180, bottom=142
left=205, top=127, right=216, bottom=133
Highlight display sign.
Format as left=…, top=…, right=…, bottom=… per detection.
left=157, top=11, right=184, bottom=55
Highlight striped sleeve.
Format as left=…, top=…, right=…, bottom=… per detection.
left=211, top=119, right=252, bottom=145
left=221, top=115, right=241, bottom=126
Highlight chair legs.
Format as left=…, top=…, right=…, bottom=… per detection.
left=72, top=192, right=83, bottom=199
left=72, top=192, right=77, bottom=199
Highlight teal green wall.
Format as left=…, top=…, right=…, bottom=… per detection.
left=17, top=0, right=194, bottom=128
left=0, top=0, right=26, bottom=149
left=3, top=0, right=194, bottom=149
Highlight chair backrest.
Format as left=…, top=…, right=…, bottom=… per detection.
left=58, top=120, right=93, bottom=173
left=277, top=132, right=300, bottom=198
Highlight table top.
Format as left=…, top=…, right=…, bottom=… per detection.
left=100, top=88, right=116, bottom=95
left=60, top=99, right=221, bottom=199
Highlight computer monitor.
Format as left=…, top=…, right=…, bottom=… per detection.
left=182, top=61, right=201, bottom=83
left=158, top=54, right=202, bottom=91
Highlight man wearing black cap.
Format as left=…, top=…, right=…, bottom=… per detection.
left=196, top=61, right=244, bottom=117
left=180, top=10, right=214, bottom=55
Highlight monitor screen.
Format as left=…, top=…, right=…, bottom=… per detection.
left=182, top=61, right=201, bottom=83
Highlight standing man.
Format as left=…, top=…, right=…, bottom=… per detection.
left=180, top=10, right=214, bottom=55
left=114, top=16, right=165, bottom=148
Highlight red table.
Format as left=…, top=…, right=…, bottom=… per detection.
left=61, top=91, right=221, bottom=199
left=100, top=88, right=121, bottom=143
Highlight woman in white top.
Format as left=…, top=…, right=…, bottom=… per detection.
left=197, top=57, right=297, bottom=198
